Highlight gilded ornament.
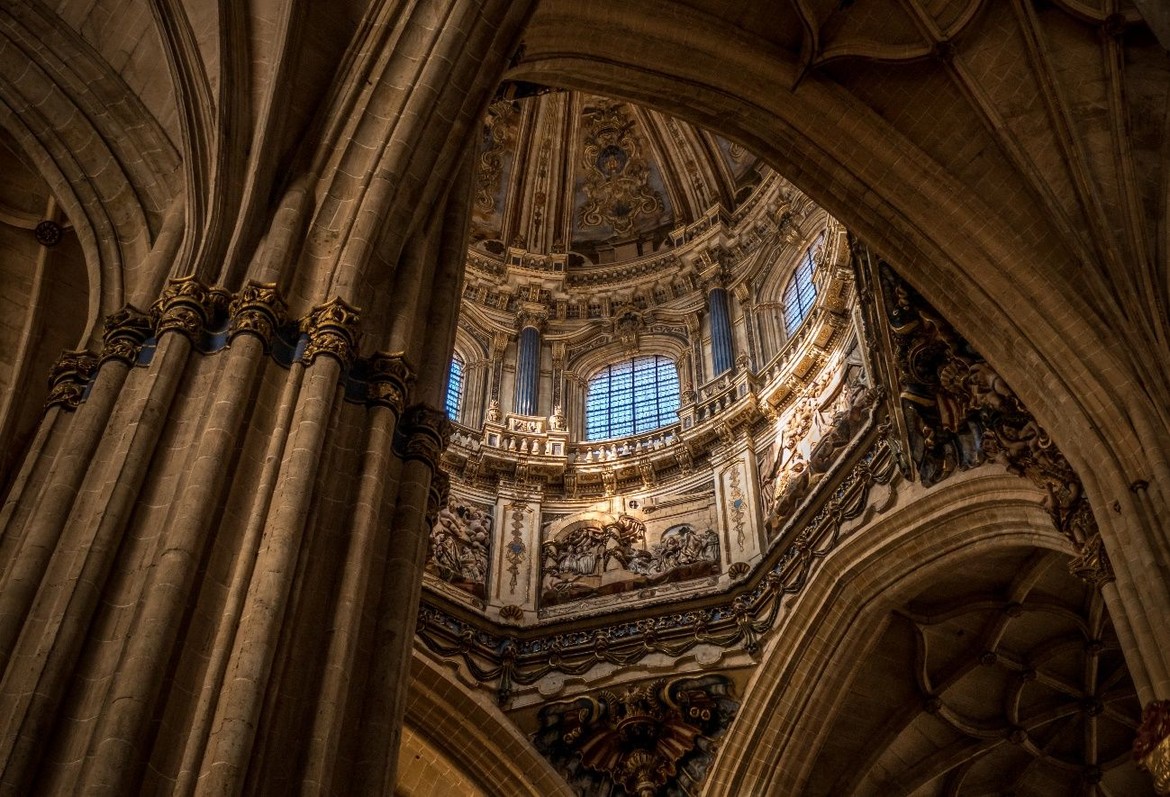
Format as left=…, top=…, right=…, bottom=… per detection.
left=366, top=352, right=415, bottom=414
left=396, top=404, right=451, bottom=470
left=152, top=275, right=220, bottom=341
left=879, top=263, right=1101, bottom=574
left=1136, top=700, right=1170, bottom=795
left=100, top=305, right=153, bottom=365
left=301, top=296, right=361, bottom=367
left=45, top=349, right=97, bottom=411
left=533, top=676, right=737, bottom=797
left=1068, top=533, right=1115, bottom=589
left=228, top=281, right=286, bottom=348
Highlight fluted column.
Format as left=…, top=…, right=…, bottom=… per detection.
left=706, top=278, right=735, bottom=375
left=514, top=310, right=546, bottom=416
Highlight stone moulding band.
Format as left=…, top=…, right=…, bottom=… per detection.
left=415, top=421, right=900, bottom=706
left=42, top=278, right=418, bottom=415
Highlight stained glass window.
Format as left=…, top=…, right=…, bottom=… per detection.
left=445, top=356, right=464, bottom=421
left=783, top=236, right=822, bottom=335
left=585, top=355, right=680, bottom=441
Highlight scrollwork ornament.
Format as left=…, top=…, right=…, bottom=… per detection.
left=100, top=305, right=153, bottom=365
left=366, top=352, right=415, bottom=415
left=1135, top=700, right=1170, bottom=795
left=45, top=349, right=97, bottom=411
left=301, top=296, right=361, bottom=368
left=228, top=281, right=286, bottom=348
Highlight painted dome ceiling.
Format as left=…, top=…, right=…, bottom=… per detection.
left=470, top=90, right=765, bottom=266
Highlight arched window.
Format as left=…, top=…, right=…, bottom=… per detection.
left=445, top=356, right=464, bottom=421
left=783, top=235, right=823, bottom=335
left=584, top=355, right=680, bottom=441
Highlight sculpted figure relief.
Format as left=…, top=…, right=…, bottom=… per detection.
left=426, top=498, right=493, bottom=599
left=541, top=513, right=720, bottom=607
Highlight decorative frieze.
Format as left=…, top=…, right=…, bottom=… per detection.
left=416, top=429, right=899, bottom=703
left=45, top=349, right=97, bottom=411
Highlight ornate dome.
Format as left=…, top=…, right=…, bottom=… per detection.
left=470, top=90, right=766, bottom=267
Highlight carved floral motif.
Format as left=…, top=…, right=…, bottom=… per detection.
left=152, top=276, right=229, bottom=341
left=228, top=281, right=286, bottom=348
left=879, top=264, right=1105, bottom=583
left=533, top=676, right=738, bottom=797
left=45, top=349, right=97, bottom=410
left=301, top=296, right=361, bottom=367
left=396, top=404, right=451, bottom=471
left=100, top=305, right=153, bottom=365
left=366, top=352, right=415, bottom=415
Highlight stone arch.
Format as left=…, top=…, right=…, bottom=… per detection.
left=705, top=468, right=1136, bottom=795
left=404, top=650, right=572, bottom=797
left=0, top=5, right=181, bottom=324
left=509, top=0, right=1170, bottom=698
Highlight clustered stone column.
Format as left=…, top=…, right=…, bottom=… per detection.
left=0, top=0, right=535, bottom=793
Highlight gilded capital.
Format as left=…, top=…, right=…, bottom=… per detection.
left=395, top=403, right=451, bottom=470
left=1135, top=700, right=1170, bottom=795
left=45, top=349, right=98, bottom=411
left=366, top=351, right=415, bottom=415
left=152, top=275, right=224, bottom=341
left=301, top=296, right=361, bottom=368
left=228, top=281, right=287, bottom=349
left=100, top=305, right=153, bottom=365
left=515, top=307, right=548, bottom=332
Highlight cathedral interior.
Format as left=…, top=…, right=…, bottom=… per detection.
left=1, top=1, right=1169, bottom=795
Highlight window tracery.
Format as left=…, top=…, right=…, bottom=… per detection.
left=445, top=356, right=464, bottom=421
left=584, top=355, right=680, bottom=441
left=783, top=233, right=823, bottom=335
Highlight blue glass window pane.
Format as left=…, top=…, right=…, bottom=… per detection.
left=585, top=355, right=680, bottom=441
left=783, top=234, right=823, bottom=336
left=445, top=357, right=464, bottom=421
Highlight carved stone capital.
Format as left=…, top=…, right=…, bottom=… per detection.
left=45, top=349, right=98, bottom=411
left=100, top=305, right=153, bottom=365
left=1135, top=700, right=1170, bottom=794
left=301, top=296, right=361, bottom=368
left=228, top=281, right=287, bottom=348
left=515, top=307, right=548, bottom=332
left=152, top=275, right=225, bottom=341
left=366, top=351, right=415, bottom=415
left=1068, top=533, right=1115, bottom=589
left=395, top=403, right=451, bottom=470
